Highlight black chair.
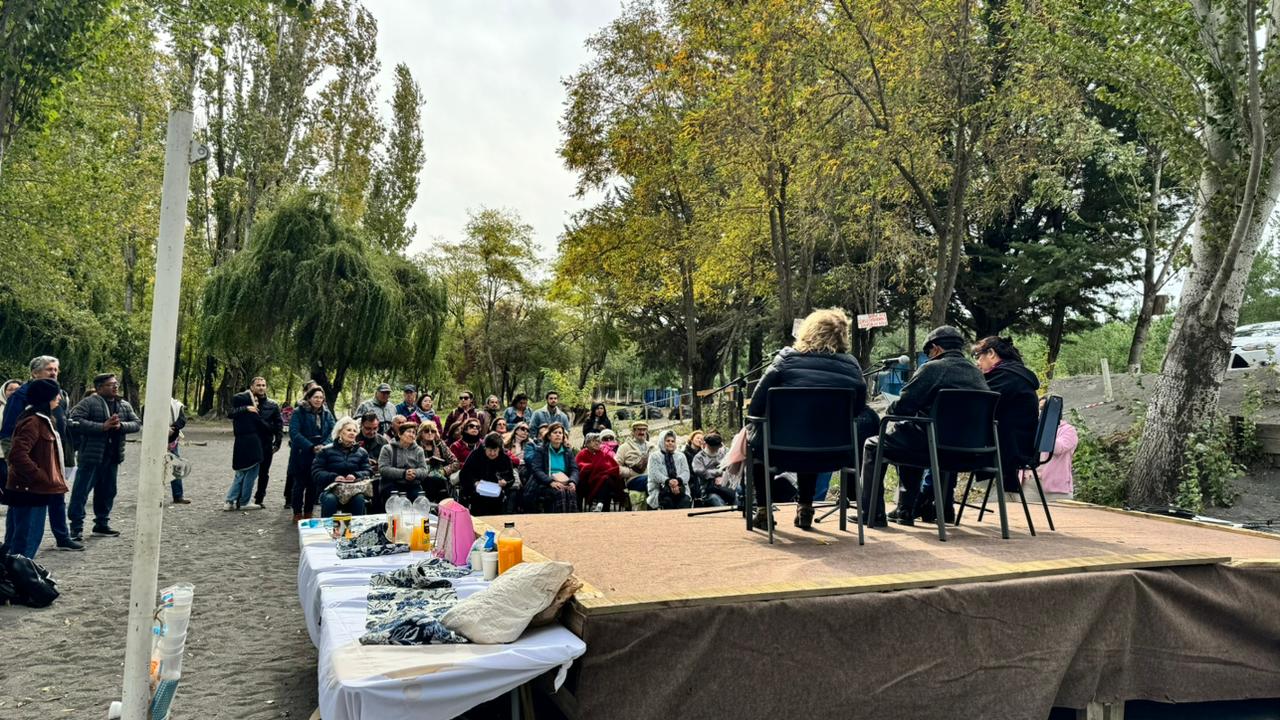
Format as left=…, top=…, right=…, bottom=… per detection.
left=743, top=387, right=862, bottom=545
left=958, top=394, right=1061, bottom=533
left=861, top=389, right=1010, bottom=542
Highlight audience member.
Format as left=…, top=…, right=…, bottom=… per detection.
left=379, top=423, right=430, bottom=505
left=581, top=402, right=611, bottom=435
left=4, top=379, right=67, bottom=559
left=414, top=423, right=458, bottom=502
left=395, top=385, right=418, bottom=417
left=411, top=392, right=444, bottom=434
left=491, top=416, right=509, bottom=435
left=283, top=380, right=318, bottom=503
left=617, top=421, right=650, bottom=507
left=67, top=373, right=140, bottom=541
left=484, top=395, right=502, bottom=421
left=355, top=413, right=388, bottom=468
left=577, top=432, right=624, bottom=511
left=529, top=391, right=570, bottom=437
left=682, top=430, right=705, bottom=467
left=289, top=387, right=335, bottom=521
left=692, top=432, right=731, bottom=506
left=450, top=418, right=484, bottom=468
left=648, top=429, right=691, bottom=509
left=599, top=428, right=619, bottom=457
left=313, top=416, right=373, bottom=518
left=748, top=308, right=869, bottom=531
left=387, top=414, right=406, bottom=443
left=225, top=380, right=268, bottom=511
left=973, top=336, right=1040, bottom=495
left=526, top=422, right=578, bottom=512
left=1, top=357, right=78, bottom=550
left=248, top=377, right=283, bottom=508
left=861, top=325, right=987, bottom=527
left=444, top=390, right=488, bottom=441
left=504, top=393, right=532, bottom=428
left=356, top=383, right=397, bottom=436
left=459, top=432, right=517, bottom=516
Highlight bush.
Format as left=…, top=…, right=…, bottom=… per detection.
left=1070, top=411, right=1134, bottom=507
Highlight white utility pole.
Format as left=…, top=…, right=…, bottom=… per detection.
left=120, top=109, right=204, bottom=720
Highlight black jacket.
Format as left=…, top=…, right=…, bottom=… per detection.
left=68, top=394, right=141, bottom=466
left=747, top=348, right=867, bottom=450
left=312, top=442, right=372, bottom=487
left=984, top=360, right=1041, bottom=478
left=887, top=349, right=988, bottom=418
left=459, top=448, right=516, bottom=513
left=229, top=391, right=269, bottom=471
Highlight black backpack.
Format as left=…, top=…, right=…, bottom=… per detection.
left=0, top=551, right=59, bottom=607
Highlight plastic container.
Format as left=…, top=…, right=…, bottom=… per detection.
left=386, top=492, right=410, bottom=541
left=411, top=494, right=432, bottom=521
left=497, top=521, right=523, bottom=575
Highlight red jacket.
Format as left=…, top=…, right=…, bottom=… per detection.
left=576, top=447, right=619, bottom=496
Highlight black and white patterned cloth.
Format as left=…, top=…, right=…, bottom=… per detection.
left=370, top=557, right=472, bottom=589
left=359, top=558, right=473, bottom=645
left=336, top=522, right=409, bottom=560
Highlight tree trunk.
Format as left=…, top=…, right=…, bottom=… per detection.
left=198, top=355, right=218, bottom=416
left=907, top=303, right=918, bottom=369
left=1127, top=291, right=1158, bottom=374
left=747, top=325, right=764, bottom=396
left=1045, top=300, right=1067, bottom=375
left=681, top=259, right=702, bottom=430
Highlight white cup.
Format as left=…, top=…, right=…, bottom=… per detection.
left=482, top=551, right=499, bottom=581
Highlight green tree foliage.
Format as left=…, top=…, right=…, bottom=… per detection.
left=201, top=192, right=445, bottom=405
left=1239, top=240, right=1280, bottom=325
left=0, top=0, right=111, bottom=181
left=365, top=63, right=425, bottom=252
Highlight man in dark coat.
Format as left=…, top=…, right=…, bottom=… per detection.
left=859, top=326, right=988, bottom=526
left=973, top=336, right=1041, bottom=492
left=67, top=373, right=142, bottom=539
left=226, top=382, right=265, bottom=511
left=243, top=377, right=284, bottom=508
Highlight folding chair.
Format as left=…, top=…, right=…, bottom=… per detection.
left=957, top=394, right=1060, bottom=534
left=862, top=389, right=1010, bottom=542
left=742, top=387, right=862, bottom=545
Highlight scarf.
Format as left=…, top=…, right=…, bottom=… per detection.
left=663, top=450, right=677, bottom=480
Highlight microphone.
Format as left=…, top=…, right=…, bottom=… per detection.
left=877, top=355, right=910, bottom=366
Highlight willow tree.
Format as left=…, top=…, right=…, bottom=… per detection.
left=202, top=192, right=445, bottom=410
left=1071, top=0, right=1280, bottom=504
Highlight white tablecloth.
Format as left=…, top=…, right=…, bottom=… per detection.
left=295, top=518, right=587, bottom=720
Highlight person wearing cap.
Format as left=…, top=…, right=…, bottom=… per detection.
left=357, top=383, right=397, bottom=436
left=5, top=379, right=70, bottom=557
left=859, top=325, right=988, bottom=527
left=692, top=432, right=731, bottom=506
left=616, top=420, right=651, bottom=507
left=746, top=308, right=870, bottom=530
left=395, top=385, right=418, bottom=418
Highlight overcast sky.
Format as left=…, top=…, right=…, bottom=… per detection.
left=365, top=1, right=621, bottom=262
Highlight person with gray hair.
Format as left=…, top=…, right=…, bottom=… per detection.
left=1, top=356, right=82, bottom=550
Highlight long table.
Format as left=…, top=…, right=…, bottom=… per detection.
left=295, top=517, right=587, bottom=720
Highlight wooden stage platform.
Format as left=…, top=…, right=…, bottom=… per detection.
left=495, top=502, right=1280, bottom=720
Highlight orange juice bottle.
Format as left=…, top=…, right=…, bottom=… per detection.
left=410, top=517, right=430, bottom=551
left=497, top=521, right=523, bottom=574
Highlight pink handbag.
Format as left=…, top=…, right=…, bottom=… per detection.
left=433, top=499, right=476, bottom=566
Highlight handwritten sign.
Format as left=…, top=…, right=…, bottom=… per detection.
left=857, top=312, right=888, bottom=329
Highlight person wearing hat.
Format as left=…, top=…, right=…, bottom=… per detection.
left=859, top=325, right=988, bottom=527
left=616, top=420, right=651, bottom=508
left=692, top=431, right=731, bottom=506
left=4, top=378, right=69, bottom=558
left=395, top=385, right=418, bottom=418
left=356, top=383, right=397, bottom=436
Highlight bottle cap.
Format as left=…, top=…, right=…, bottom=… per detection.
left=504, top=521, right=515, bottom=528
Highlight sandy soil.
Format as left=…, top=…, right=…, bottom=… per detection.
left=0, top=423, right=317, bottom=720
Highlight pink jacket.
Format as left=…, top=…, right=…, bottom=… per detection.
left=1023, top=421, right=1078, bottom=495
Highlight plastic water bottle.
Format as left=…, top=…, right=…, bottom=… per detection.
left=386, top=492, right=409, bottom=541
left=411, top=494, right=432, bottom=522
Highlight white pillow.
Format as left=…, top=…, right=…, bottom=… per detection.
left=441, top=561, right=574, bottom=644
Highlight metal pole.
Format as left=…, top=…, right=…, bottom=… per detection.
left=121, top=110, right=197, bottom=720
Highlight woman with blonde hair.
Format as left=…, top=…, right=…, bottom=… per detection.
left=745, top=307, right=873, bottom=530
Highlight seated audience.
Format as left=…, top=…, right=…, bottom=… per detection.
left=395, top=385, right=418, bottom=418
left=459, top=432, right=517, bottom=516
left=616, top=421, right=650, bottom=507
left=444, top=391, right=488, bottom=441
left=599, top=428, right=619, bottom=457
left=378, top=423, right=430, bottom=505
left=530, top=391, right=570, bottom=437
left=491, top=416, right=509, bottom=435
left=414, top=423, right=458, bottom=502
left=313, top=416, right=373, bottom=518
left=692, top=432, right=731, bottom=507
left=581, top=402, right=611, bottom=435
left=450, top=419, right=483, bottom=467
left=411, top=393, right=444, bottom=434
left=387, top=414, right=406, bottom=443
left=504, top=393, right=532, bottom=428
left=525, top=422, right=578, bottom=513
left=682, top=430, right=705, bottom=467
left=356, top=383, right=397, bottom=435
left=577, top=432, right=625, bottom=511
left=974, top=335, right=1040, bottom=494
left=647, top=429, right=691, bottom=510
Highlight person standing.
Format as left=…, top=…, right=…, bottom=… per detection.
left=283, top=380, right=318, bottom=503
left=395, top=385, right=418, bottom=417
left=1, top=357, right=79, bottom=549
left=529, top=391, right=570, bottom=438
left=244, top=377, right=283, bottom=508
left=356, top=383, right=397, bottom=436
left=581, top=402, right=611, bottom=435
left=225, top=382, right=264, bottom=511
left=4, top=379, right=68, bottom=558
left=168, top=397, right=189, bottom=505
left=483, top=395, right=502, bottom=423
left=288, top=386, right=335, bottom=521
left=67, top=373, right=140, bottom=540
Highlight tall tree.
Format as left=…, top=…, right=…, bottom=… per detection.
left=1075, top=0, right=1280, bottom=504
left=365, top=62, right=425, bottom=252
left=0, top=0, right=110, bottom=182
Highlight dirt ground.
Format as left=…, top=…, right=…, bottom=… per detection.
left=0, top=423, right=317, bottom=720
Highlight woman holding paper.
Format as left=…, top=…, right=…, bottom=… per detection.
left=458, top=432, right=516, bottom=516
